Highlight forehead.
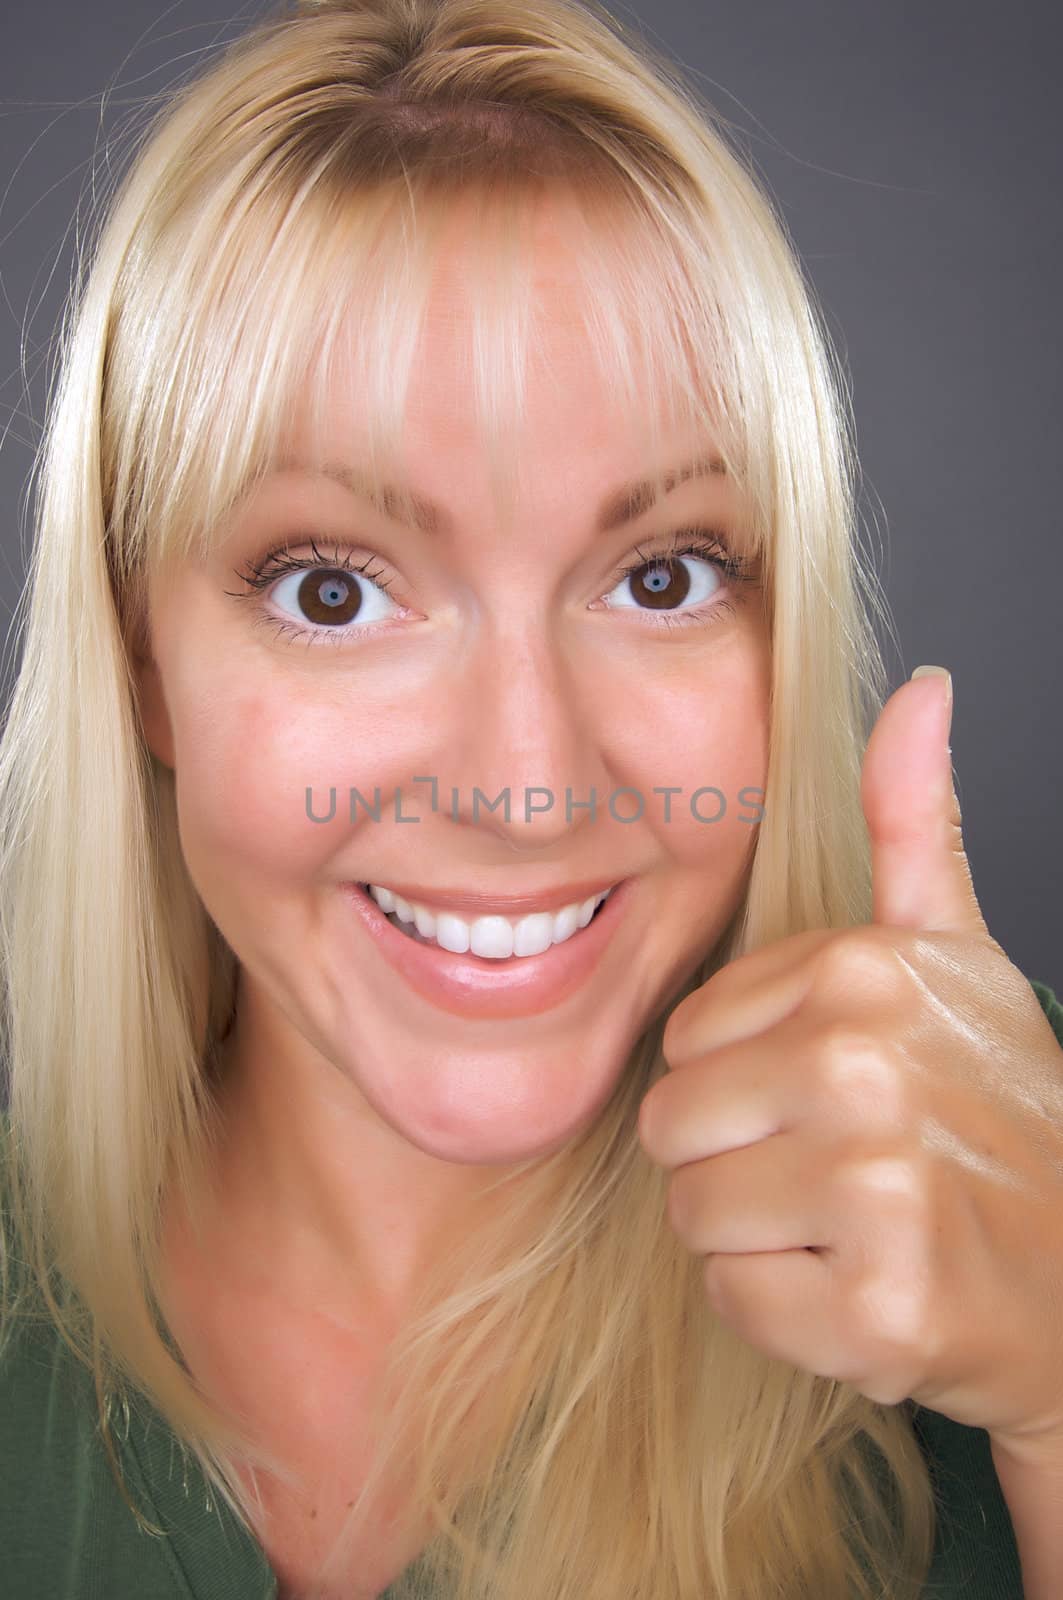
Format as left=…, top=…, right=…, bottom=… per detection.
left=311, top=188, right=600, bottom=414
left=276, top=185, right=730, bottom=516
left=122, top=163, right=755, bottom=611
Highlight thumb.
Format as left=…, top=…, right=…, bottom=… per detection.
left=861, top=667, right=989, bottom=935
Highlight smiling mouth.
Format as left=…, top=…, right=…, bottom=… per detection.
left=341, top=875, right=633, bottom=1016
left=355, top=880, right=616, bottom=961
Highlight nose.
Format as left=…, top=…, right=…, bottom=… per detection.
left=441, top=622, right=613, bottom=853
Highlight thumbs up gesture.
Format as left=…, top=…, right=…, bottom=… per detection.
left=638, top=669, right=1063, bottom=1467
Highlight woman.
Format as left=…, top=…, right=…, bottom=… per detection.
left=1, top=1, right=1061, bottom=1597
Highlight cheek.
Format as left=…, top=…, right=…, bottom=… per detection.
left=171, top=681, right=336, bottom=888
left=169, top=668, right=439, bottom=893
left=607, top=652, right=769, bottom=869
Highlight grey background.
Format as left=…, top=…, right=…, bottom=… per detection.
left=0, top=2, right=1059, bottom=986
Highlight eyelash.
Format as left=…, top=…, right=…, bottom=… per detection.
left=227, top=529, right=758, bottom=648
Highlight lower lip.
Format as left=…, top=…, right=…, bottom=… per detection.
left=339, top=878, right=634, bottom=1020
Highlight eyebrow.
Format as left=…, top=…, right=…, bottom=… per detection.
left=299, top=453, right=727, bottom=537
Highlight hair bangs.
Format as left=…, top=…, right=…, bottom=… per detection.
left=106, top=97, right=762, bottom=652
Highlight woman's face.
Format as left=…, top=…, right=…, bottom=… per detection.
left=137, top=194, right=771, bottom=1171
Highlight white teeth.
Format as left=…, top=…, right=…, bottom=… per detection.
left=436, top=911, right=469, bottom=954
left=513, top=912, right=554, bottom=958
left=364, top=882, right=616, bottom=959
left=468, top=916, right=511, bottom=959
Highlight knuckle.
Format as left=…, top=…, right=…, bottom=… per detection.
left=833, top=1149, right=922, bottom=1209
left=858, top=1374, right=913, bottom=1407
left=814, top=1023, right=898, bottom=1109
left=812, top=929, right=905, bottom=1000
left=849, top=1257, right=929, bottom=1357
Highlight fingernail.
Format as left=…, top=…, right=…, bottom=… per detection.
left=911, top=664, right=953, bottom=744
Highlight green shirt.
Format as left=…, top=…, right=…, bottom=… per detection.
left=3, top=975, right=1061, bottom=1599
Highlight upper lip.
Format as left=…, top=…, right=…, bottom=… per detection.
left=350, top=877, right=626, bottom=915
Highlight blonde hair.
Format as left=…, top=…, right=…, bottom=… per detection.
left=0, top=0, right=936, bottom=1595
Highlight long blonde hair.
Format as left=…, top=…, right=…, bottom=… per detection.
left=0, top=1, right=935, bottom=1595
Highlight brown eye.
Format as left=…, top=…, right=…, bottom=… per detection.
left=605, top=547, right=723, bottom=616
left=264, top=558, right=403, bottom=634
left=295, top=568, right=365, bottom=626
left=627, top=556, right=693, bottom=610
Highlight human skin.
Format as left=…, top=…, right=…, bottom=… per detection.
left=135, top=188, right=772, bottom=1333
